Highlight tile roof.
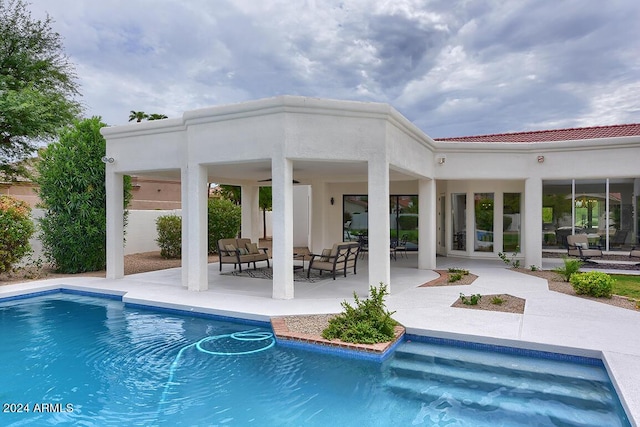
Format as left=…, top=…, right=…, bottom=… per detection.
left=434, top=123, right=640, bottom=143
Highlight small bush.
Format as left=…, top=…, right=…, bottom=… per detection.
left=448, top=273, right=463, bottom=283
left=448, top=267, right=469, bottom=275
left=570, top=272, right=614, bottom=298
left=322, top=283, right=397, bottom=344
left=0, top=195, right=35, bottom=272
left=460, top=293, right=482, bottom=305
left=156, top=214, right=182, bottom=259
left=491, top=296, right=505, bottom=305
left=498, top=250, right=520, bottom=268
left=207, top=198, right=241, bottom=254
left=553, top=257, right=582, bottom=282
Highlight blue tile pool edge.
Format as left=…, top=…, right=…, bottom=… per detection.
left=404, top=333, right=604, bottom=367
left=0, top=287, right=609, bottom=366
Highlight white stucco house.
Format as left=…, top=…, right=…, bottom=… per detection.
left=101, top=96, right=640, bottom=299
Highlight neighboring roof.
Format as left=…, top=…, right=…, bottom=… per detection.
left=434, top=123, right=640, bottom=143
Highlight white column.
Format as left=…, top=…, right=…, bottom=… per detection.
left=186, top=163, right=208, bottom=291
left=524, top=177, right=543, bottom=268
left=241, top=185, right=261, bottom=243
left=106, top=171, right=124, bottom=279
left=180, top=167, right=189, bottom=288
left=368, top=157, right=391, bottom=288
left=309, top=180, right=327, bottom=253
left=271, top=157, right=294, bottom=299
left=418, top=178, right=436, bottom=269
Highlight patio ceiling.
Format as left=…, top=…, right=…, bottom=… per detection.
left=132, top=160, right=420, bottom=185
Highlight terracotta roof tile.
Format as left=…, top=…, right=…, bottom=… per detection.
left=435, top=123, right=640, bottom=143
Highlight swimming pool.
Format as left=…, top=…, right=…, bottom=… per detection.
left=0, top=291, right=631, bottom=426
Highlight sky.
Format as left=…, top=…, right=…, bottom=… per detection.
left=27, top=0, right=640, bottom=138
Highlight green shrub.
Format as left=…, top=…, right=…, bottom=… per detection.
left=36, top=117, right=132, bottom=273
left=448, top=273, right=463, bottom=283
left=553, top=257, right=582, bottom=282
left=570, top=272, right=615, bottom=298
left=498, top=250, right=520, bottom=268
left=460, top=293, right=482, bottom=305
left=322, top=283, right=397, bottom=344
left=0, top=195, right=35, bottom=272
left=207, top=198, right=241, bottom=254
left=491, top=296, right=505, bottom=305
left=156, top=214, right=182, bottom=259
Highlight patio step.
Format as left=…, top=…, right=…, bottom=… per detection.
left=382, top=341, right=630, bottom=427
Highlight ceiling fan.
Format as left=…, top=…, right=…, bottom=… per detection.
left=258, top=178, right=300, bottom=184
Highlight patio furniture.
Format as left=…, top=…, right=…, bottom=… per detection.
left=217, top=238, right=270, bottom=272
left=610, top=229, right=629, bottom=248
left=566, top=234, right=603, bottom=262
left=357, top=235, right=368, bottom=259
left=307, top=242, right=360, bottom=280
left=394, top=234, right=409, bottom=258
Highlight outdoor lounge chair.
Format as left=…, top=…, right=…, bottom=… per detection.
left=217, top=238, right=270, bottom=272
left=307, top=241, right=360, bottom=280
left=566, top=234, right=603, bottom=262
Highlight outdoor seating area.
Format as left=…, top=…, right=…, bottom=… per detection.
left=567, top=234, right=603, bottom=262
left=307, top=241, right=360, bottom=280
left=217, top=238, right=270, bottom=272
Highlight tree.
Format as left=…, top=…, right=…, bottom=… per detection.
left=147, top=113, right=168, bottom=120
left=0, top=0, right=81, bottom=179
left=217, top=184, right=272, bottom=239
left=128, top=110, right=148, bottom=122
left=36, top=117, right=132, bottom=273
left=129, top=111, right=167, bottom=122
left=259, top=186, right=272, bottom=239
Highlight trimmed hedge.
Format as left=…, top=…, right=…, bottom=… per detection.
left=570, top=271, right=614, bottom=298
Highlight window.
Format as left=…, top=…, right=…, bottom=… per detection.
left=503, top=193, right=521, bottom=253
left=474, top=193, right=494, bottom=252
left=452, top=193, right=466, bottom=251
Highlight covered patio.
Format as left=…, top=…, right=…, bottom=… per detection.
left=102, top=96, right=439, bottom=299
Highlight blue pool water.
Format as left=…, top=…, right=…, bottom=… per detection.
left=0, top=292, right=631, bottom=426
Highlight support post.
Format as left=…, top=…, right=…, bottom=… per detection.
left=368, top=157, right=391, bottom=289
left=418, top=178, right=436, bottom=269
left=186, top=164, right=208, bottom=291
left=524, top=177, right=543, bottom=269
left=271, top=157, right=294, bottom=299
left=106, top=171, right=124, bottom=279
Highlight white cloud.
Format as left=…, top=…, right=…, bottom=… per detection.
left=25, top=0, right=640, bottom=135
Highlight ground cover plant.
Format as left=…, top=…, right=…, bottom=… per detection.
left=609, top=274, right=640, bottom=300
left=447, top=267, right=469, bottom=283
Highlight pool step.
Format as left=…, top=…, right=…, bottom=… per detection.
left=388, top=357, right=613, bottom=411
left=383, top=341, right=630, bottom=427
left=384, top=376, right=617, bottom=427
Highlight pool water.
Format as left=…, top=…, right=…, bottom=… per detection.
left=0, top=293, right=631, bottom=426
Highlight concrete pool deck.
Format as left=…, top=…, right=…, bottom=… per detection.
left=1, top=254, right=638, bottom=426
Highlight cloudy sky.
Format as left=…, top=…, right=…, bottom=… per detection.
left=27, top=0, right=640, bottom=138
